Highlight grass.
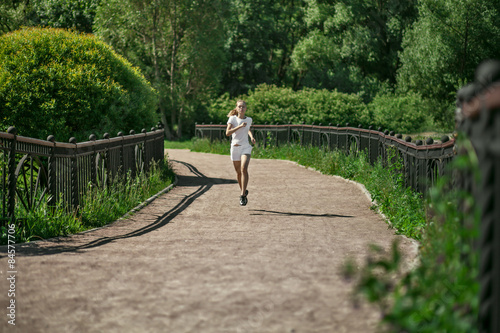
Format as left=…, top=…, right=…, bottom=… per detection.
left=164, top=138, right=194, bottom=150
left=1, top=157, right=175, bottom=245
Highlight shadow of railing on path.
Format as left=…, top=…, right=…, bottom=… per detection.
left=8, top=160, right=234, bottom=257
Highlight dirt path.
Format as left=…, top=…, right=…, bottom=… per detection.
left=0, top=149, right=418, bottom=333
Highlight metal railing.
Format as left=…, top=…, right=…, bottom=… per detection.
left=1, top=125, right=164, bottom=224
left=195, top=122, right=456, bottom=194
left=457, top=61, right=500, bottom=332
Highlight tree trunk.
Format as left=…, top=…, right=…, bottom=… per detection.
left=159, top=98, right=172, bottom=140
left=177, top=106, right=183, bottom=138
left=153, top=0, right=172, bottom=140
left=169, top=0, right=178, bottom=139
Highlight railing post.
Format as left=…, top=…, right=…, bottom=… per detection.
left=151, top=127, right=158, bottom=163
left=287, top=123, right=291, bottom=144
left=358, top=124, right=362, bottom=154
left=457, top=59, right=500, bottom=333
left=47, top=135, right=57, bottom=209
left=89, top=134, right=97, bottom=186
left=129, top=130, right=137, bottom=177
left=102, top=133, right=110, bottom=186
left=118, top=131, right=124, bottom=174
left=6, top=127, right=16, bottom=222
left=142, top=128, right=149, bottom=172
left=69, top=137, right=79, bottom=209
left=275, top=123, right=279, bottom=147
left=263, top=123, right=267, bottom=149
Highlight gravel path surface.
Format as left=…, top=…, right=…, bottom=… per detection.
left=0, top=149, right=418, bottom=333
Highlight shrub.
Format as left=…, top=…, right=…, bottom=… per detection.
left=369, top=91, right=433, bottom=134
left=0, top=27, right=159, bottom=141
left=207, top=84, right=371, bottom=127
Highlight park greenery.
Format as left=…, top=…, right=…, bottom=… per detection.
left=0, top=27, right=158, bottom=142
left=1, top=0, right=500, bottom=139
left=0, top=0, right=492, bottom=331
left=188, top=137, right=479, bottom=332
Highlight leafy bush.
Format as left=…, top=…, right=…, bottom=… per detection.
left=0, top=27, right=158, bottom=141
left=369, top=91, right=433, bottom=134
left=208, top=84, right=371, bottom=127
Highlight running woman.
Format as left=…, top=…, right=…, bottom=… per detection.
left=226, top=100, right=256, bottom=206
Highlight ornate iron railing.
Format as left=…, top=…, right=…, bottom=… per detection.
left=0, top=126, right=164, bottom=225
left=195, top=122, right=455, bottom=194
left=457, top=60, right=500, bottom=333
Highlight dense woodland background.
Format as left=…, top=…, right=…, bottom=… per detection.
left=1, top=0, right=499, bottom=140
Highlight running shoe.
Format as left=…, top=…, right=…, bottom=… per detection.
left=240, top=195, right=248, bottom=206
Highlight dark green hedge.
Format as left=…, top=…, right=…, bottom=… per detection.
left=0, top=27, right=158, bottom=141
left=207, top=84, right=434, bottom=134
left=208, top=84, right=371, bottom=127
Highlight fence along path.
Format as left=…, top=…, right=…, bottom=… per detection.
left=0, top=149, right=418, bottom=333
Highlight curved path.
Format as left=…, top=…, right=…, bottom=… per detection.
left=0, top=149, right=417, bottom=333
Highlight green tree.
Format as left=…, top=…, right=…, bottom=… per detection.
left=290, top=0, right=417, bottom=100
left=95, top=0, right=227, bottom=139
left=397, top=0, right=500, bottom=128
left=0, top=0, right=32, bottom=35
left=222, top=0, right=307, bottom=96
left=30, top=0, right=100, bottom=33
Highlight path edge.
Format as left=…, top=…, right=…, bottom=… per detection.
left=12, top=176, right=179, bottom=246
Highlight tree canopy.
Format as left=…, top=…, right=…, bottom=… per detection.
left=1, top=0, right=499, bottom=136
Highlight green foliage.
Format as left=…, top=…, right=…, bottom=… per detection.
left=0, top=27, right=158, bottom=141
left=79, top=159, right=174, bottom=228
left=290, top=0, right=418, bottom=101
left=31, top=0, right=100, bottom=33
left=397, top=0, right=500, bottom=128
left=369, top=91, right=434, bottom=133
left=365, top=148, right=426, bottom=239
left=347, top=134, right=480, bottom=332
left=0, top=0, right=31, bottom=35
left=208, top=84, right=372, bottom=128
left=222, top=0, right=306, bottom=95
left=95, top=0, right=227, bottom=139
left=0, top=157, right=175, bottom=245
left=4, top=1, right=498, bottom=137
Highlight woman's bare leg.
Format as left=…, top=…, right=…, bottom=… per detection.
left=240, top=154, right=251, bottom=196
left=232, top=161, right=242, bottom=191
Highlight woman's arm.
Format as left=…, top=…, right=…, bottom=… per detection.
left=248, top=129, right=256, bottom=144
left=226, top=122, right=246, bottom=136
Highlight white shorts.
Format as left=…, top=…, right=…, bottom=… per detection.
left=230, top=144, right=253, bottom=161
